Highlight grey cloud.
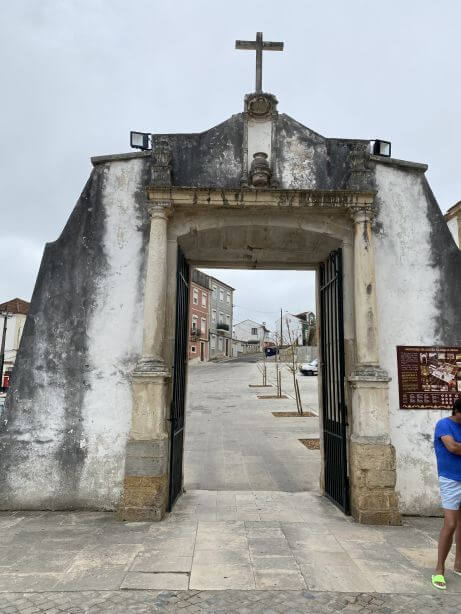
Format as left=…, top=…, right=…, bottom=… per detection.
left=1, top=0, right=460, bottom=304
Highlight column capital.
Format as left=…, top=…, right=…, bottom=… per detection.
left=349, top=205, right=375, bottom=224
left=147, top=200, right=173, bottom=220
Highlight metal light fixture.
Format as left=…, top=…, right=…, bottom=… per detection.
left=371, top=139, right=391, bottom=157
left=130, top=131, right=151, bottom=150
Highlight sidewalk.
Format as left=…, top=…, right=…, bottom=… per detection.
left=0, top=495, right=459, bottom=612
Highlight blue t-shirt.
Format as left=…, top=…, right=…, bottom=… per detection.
left=434, top=417, right=461, bottom=481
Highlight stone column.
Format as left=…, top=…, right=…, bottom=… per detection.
left=118, top=201, right=172, bottom=522
left=348, top=207, right=401, bottom=525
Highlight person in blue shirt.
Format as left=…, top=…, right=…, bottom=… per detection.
left=432, top=398, right=461, bottom=590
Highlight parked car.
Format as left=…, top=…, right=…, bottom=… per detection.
left=299, top=359, right=318, bottom=376
left=264, top=346, right=279, bottom=357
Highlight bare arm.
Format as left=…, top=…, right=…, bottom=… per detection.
left=441, top=435, right=461, bottom=455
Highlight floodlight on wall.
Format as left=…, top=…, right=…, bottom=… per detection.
left=130, top=131, right=151, bottom=150
left=370, top=139, right=391, bottom=157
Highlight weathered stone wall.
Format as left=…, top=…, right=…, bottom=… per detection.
left=373, top=162, right=461, bottom=515
left=0, top=159, right=149, bottom=509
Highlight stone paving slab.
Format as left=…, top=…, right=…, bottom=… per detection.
left=0, top=493, right=459, bottom=597
left=1, top=589, right=461, bottom=613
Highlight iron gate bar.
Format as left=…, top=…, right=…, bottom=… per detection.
left=320, top=249, right=350, bottom=514
left=168, top=246, right=190, bottom=511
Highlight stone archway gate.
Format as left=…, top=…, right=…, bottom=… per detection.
left=118, top=186, right=401, bottom=526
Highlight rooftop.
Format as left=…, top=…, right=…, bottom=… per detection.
left=0, top=298, right=30, bottom=315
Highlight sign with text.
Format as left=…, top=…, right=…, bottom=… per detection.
left=397, top=346, right=461, bottom=409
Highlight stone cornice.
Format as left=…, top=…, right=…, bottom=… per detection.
left=369, top=155, right=428, bottom=173
left=146, top=186, right=376, bottom=211
left=91, top=151, right=150, bottom=165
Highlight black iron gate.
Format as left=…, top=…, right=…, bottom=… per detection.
left=168, top=246, right=189, bottom=511
left=319, top=249, right=350, bottom=514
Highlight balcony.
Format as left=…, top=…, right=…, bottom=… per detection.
left=190, top=327, right=202, bottom=338
left=217, top=322, right=229, bottom=332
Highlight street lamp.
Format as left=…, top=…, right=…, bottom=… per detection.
left=130, top=131, right=151, bottom=151
left=370, top=139, right=391, bottom=157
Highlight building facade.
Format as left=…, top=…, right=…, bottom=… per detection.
left=274, top=311, right=316, bottom=346
left=233, top=319, right=269, bottom=352
left=188, top=270, right=211, bottom=361
left=444, top=201, right=461, bottom=247
left=208, top=277, right=234, bottom=360
left=0, top=298, right=29, bottom=391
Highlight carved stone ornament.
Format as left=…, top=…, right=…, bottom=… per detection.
left=250, top=152, right=272, bottom=187
left=245, top=92, right=278, bottom=119
left=347, top=143, right=373, bottom=191
left=151, top=138, right=172, bottom=186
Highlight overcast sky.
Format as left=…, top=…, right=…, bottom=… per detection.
left=2, top=1, right=461, bottom=316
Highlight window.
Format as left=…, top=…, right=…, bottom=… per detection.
left=201, top=317, right=206, bottom=333
left=212, top=284, right=217, bottom=294
left=218, top=337, right=223, bottom=350
left=212, top=309, right=217, bottom=322
left=191, top=345, right=196, bottom=353
left=192, top=315, right=198, bottom=330
left=193, top=288, right=198, bottom=305
left=211, top=335, right=216, bottom=349
left=220, top=312, right=224, bottom=323
left=251, top=327, right=258, bottom=335
left=226, top=314, right=230, bottom=325
left=226, top=291, right=231, bottom=303
left=219, top=288, right=224, bottom=301
left=202, top=293, right=207, bottom=307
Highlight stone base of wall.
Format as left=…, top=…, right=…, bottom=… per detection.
left=118, top=439, right=169, bottom=522
left=350, top=440, right=401, bottom=526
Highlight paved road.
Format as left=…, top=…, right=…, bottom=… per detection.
left=2, top=588, right=460, bottom=613
left=223, top=352, right=265, bottom=363
left=184, top=359, right=320, bottom=491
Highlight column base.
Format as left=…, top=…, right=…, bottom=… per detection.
left=350, top=439, right=401, bottom=526
left=134, top=356, right=169, bottom=377
left=118, top=439, right=169, bottom=522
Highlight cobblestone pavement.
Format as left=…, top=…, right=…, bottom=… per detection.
left=1, top=588, right=460, bottom=613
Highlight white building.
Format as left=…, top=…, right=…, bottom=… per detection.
left=233, top=319, right=269, bottom=352
left=274, top=311, right=315, bottom=346
left=0, top=298, right=29, bottom=390
left=444, top=201, right=461, bottom=247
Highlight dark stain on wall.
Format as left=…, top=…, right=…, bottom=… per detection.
left=0, top=165, right=110, bottom=508
left=423, top=178, right=461, bottom=345
left=153, top=114, right=244, bottom=188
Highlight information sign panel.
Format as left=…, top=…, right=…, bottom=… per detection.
left=397, top=346, right=461, bottom=409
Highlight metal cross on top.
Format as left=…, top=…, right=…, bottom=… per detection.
left=235, top=32, right=284, bottom=93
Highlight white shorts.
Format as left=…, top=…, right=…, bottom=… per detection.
left=439, top=476, right=461, bottom=510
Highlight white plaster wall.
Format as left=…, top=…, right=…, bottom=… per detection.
left=247, top=119, right=272, bottom=172
left=233, top=320, right=264, bottom=343
left=374, top=164, right=445, bottom=515
left=77, top=159, right=146, bottom=507
left=0, top=314, right=25, bottom=356
left=447, top=216, right=459, bottom=247
left=276, top=124, right=326, bottom=190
